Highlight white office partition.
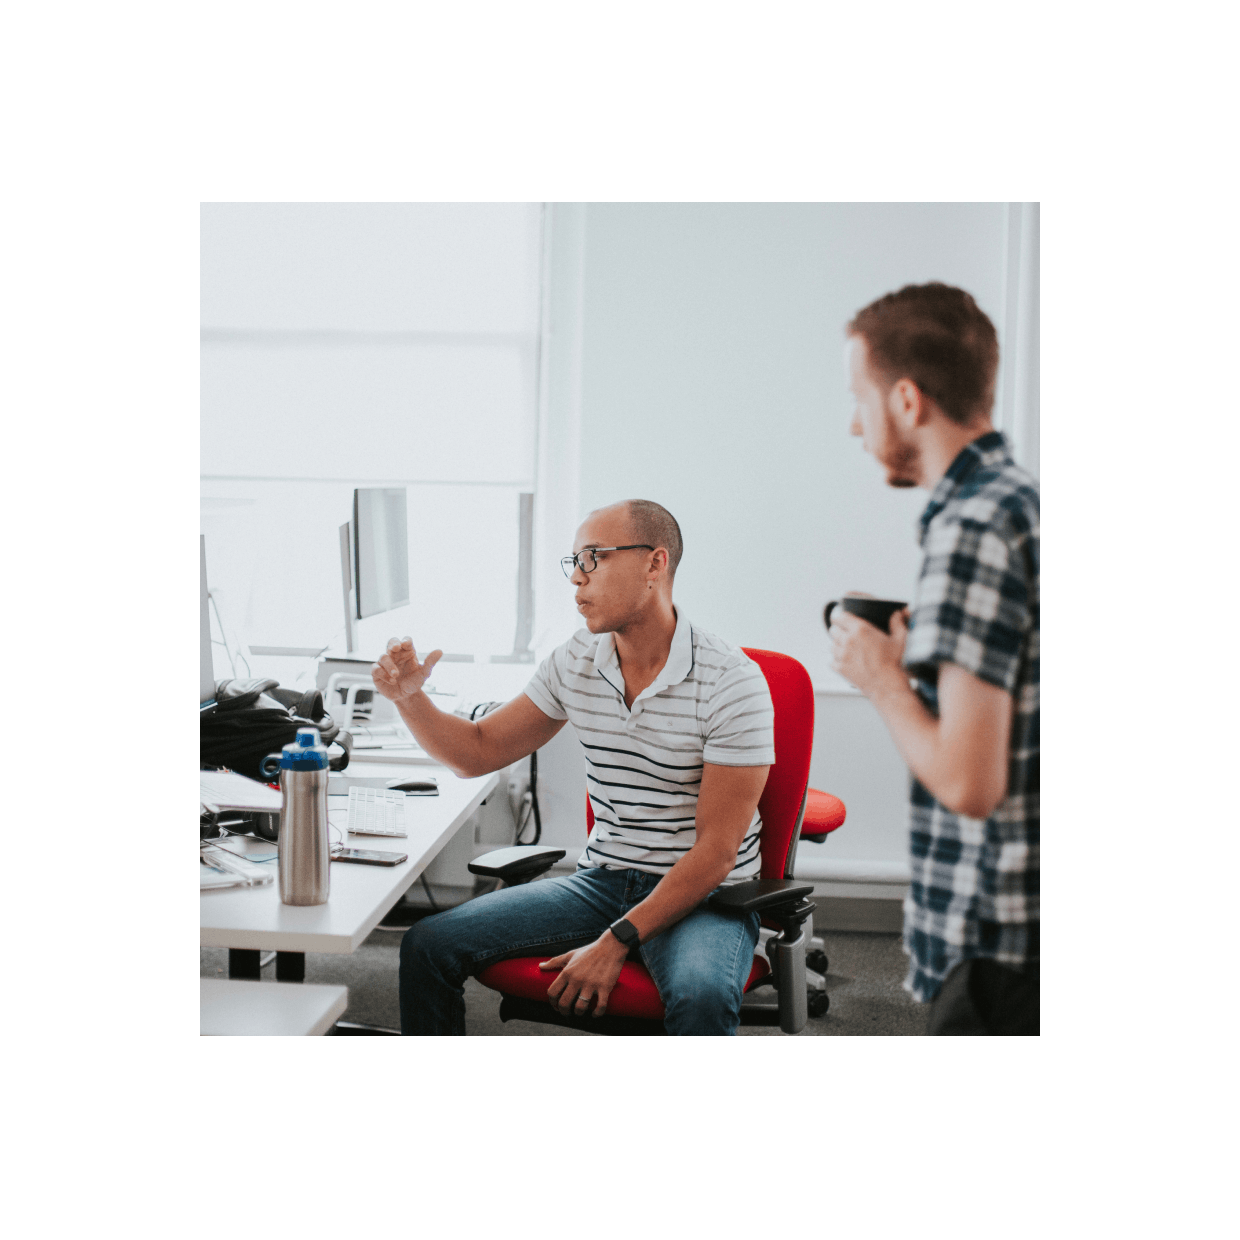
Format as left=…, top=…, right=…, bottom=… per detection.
left=995, top=202, right=1040, bottom=479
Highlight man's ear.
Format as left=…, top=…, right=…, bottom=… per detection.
left=889, top=378, right=930, bottom=430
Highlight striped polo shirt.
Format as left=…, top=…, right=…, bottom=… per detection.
left=523, top=609, right=775, bottom=882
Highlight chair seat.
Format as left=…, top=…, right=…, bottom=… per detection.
left=477, top=953, right=772, bottom=1021
left=801, top=787, right=846, bottom=841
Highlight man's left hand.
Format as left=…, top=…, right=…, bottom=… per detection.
left=540, top=932, right=629, bottom=1018
left=830, top=604, right=910, bottom=697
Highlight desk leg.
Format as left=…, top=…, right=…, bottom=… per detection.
left=229, top=948, right=261, bottom=980
left=276, top=951, right=305, bottom=983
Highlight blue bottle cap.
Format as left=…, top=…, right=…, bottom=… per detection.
left=281, top=727, right=329, bottom=771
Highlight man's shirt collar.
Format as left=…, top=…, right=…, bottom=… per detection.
left=917, top=429, right=1012, bottom=544
left=593, top=607, right=694, bottom=710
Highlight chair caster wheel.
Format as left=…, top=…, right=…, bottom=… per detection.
left=806, top=950, right=829, bottom=975
left=807, top=990, right=829, bottom=1018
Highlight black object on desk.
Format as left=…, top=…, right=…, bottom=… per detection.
left=388, top=778, right=438, bottom=795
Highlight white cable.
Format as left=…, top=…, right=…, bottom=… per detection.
left=208, top=589, right=252, bottom=678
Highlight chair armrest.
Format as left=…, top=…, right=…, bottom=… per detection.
left=468, top=845, right=566, bottom=884
left=713, top=881, right=816, bottom=1034
left=707, top=879, right=814, bottom=916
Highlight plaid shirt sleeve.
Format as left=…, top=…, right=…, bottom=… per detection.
left=902, top=503, right=1033, bottom=695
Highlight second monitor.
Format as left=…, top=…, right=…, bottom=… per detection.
left=339, top=486, right=410, bottom=654
left=354, top=487, right=409, bottom=620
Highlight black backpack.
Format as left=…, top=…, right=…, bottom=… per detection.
left=200, top=678, right=352, bottom=782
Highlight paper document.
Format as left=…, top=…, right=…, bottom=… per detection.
left=201, top=770, right=284, bottom=814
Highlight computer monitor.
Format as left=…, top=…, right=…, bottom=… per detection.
left=201, top=534, right=217, bottom=705
left=339, top=488, right=409, bottom=652
left=354, top=488, right=409, bottom=618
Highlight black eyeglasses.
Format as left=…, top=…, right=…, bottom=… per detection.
left=560, top=545, right=654, bottom=578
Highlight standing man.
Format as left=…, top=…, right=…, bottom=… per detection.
left=371, top=499, right=775, bottom=1035
left=830, top=282, right=1039, bottom=1035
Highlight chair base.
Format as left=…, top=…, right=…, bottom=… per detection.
left=496, top=991, right=825, bottom=1033
left=498, top=995, right=669, bottom=1035
left=739, top=987, right=830, bottom=1022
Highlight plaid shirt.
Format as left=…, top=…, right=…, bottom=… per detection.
left=900, top=430, right=1039, bottom=1003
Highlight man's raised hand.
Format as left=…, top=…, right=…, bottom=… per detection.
left=371, top=637, right=443, bottom=703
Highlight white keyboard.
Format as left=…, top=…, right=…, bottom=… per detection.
left=347, top=786, right=408, bottom=837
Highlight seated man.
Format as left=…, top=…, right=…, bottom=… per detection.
left=371, top=498, right=774, bottom=1035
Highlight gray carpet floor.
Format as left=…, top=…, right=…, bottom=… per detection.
left=200, top=923, right=929, bottom=1036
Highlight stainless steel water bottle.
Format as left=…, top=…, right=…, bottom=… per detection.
left=272, top=727, right=331, bottom=906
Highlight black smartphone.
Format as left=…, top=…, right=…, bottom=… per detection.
left=332, top=848, right=408, bottom=866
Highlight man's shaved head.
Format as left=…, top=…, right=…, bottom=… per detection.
left=618, top=498, right=682, bottom=580
left=585, top=498, right=684, bottom=580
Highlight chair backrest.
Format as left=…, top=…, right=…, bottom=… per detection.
left=583, top=647, right=815, bottom=881
left=741, top=648, right=814, bottom=880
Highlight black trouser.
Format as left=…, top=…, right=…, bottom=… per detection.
left=926, top=958, right=1039, bottom=1035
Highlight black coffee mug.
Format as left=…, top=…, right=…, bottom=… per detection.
left=824, top=596, right=908, bottom=634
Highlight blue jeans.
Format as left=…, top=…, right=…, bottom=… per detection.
left=399, top=866, right=760, bottom=1035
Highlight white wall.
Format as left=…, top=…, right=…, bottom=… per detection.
left=530, top=203, right=1036, bottom=882
left=575, top=202, right=1010, bottom=685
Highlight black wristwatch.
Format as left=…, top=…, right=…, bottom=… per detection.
left=608, top=917, right=641, bottom=949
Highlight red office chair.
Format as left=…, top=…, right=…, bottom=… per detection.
left=802, top=788, right=847, bottom=843
left=467, top=648, right=838, bottom=1035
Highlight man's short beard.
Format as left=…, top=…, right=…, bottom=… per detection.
left=881, top=421, right=920, bottom=488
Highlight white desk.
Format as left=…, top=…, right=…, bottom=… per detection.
left=201, top=979, right=348, bottom=1036
left=201, top=764, right=500, bottom=955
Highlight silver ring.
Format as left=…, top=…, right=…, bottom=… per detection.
left=576, top=995, right=589, bottom=1004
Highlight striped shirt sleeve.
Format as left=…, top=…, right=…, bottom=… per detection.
left=523, top=643, right=570, bottom=721
left=702, top=657, right=775, bottom=767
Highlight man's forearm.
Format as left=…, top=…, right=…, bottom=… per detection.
left=622, top=844, right=736, bottom=944
left=865, top=670, right=959, bottom=805
left=391, top=690, right=487, bottom=777
left=867, top=661, right=1013, bottom=818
